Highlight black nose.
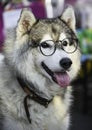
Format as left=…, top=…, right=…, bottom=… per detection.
left=60, top=58, right=72, bottom=70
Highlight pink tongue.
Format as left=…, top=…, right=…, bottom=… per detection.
left=54, top=72, right=70, bottom=87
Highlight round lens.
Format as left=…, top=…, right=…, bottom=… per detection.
left=40, top=40, right=55, bottom=56
left=61, top=38, right=78, bottom=53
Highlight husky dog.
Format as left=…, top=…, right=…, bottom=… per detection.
left=0, top=6, right=81, bottom=130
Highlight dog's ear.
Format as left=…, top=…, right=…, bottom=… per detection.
left=60, top=6, right=76, bottom=31
left=16, top=8, right=36, bottom=37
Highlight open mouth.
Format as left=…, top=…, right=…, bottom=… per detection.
left=41, top=62, right=70, bottom=88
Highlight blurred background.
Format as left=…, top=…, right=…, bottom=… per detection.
left=0, top=0, right=92, bottom=130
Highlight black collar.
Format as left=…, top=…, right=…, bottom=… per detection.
left=17, top=77, right=52, bottom=123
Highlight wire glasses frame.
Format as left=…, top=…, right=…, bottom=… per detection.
left=38, top=38, right=79, bottom=56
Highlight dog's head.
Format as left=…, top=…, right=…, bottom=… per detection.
left=4, top=6, right=81, bottom=98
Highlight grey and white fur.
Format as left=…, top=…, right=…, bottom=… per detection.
left=0, top=6, right=81, bottom=130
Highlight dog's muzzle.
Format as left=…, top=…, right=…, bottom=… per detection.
left=41, top=62, right=70, bottom=88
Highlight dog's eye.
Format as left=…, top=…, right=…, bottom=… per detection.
left=40, top=42, right=51, bottom=48
left=62, top=40, right=68, bottom=46
left=62, top=39, right=73, bottom=46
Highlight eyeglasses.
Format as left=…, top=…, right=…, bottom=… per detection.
left=39, top=38, right=78, bottom=56
left=31, top=38, right=79, bottom=56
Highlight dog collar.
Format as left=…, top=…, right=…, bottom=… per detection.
left=17, top=77, right=52, bottom=123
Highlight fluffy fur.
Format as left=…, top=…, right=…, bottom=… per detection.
left=0, top=6, right=81, bottom=130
